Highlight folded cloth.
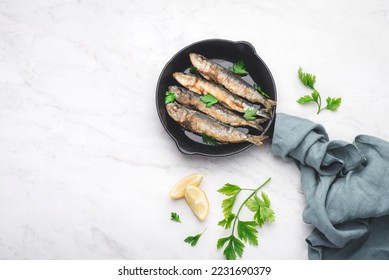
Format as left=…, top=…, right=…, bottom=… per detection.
left=271, top=113, right=389, bottom=259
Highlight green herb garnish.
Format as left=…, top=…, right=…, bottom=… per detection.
left=298, top=66, right=316, bottom=89
left=217, top=178, right=275, bottom=260
left=202, top=134, right=217, bottom=145
left=253, top=84, right=270, bottom=98
left=165, top=91, right=175, bottom=104
left=325, top=97, right=342, bottom=111
left=229, top=60, right=249, bottom=76
left=245, top=192, right=275, bottom=227
left=200, top=94, right=218, bottom=107
left=184, top=227, right=207, bottom=246
left=190, top=66, right=199, bottom=75
left=243, top=108, right=257, bottom=121
left=170, top=212, right=181, bottom=223
left=297, top=67, right=341, bottom=114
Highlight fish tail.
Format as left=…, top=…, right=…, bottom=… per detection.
left=247, top=135, right=268, bottom=147
left=264, top=99, right=277, bottom=109
left=256, top=108, right=272, bottom=119
left=263, top=103, right=276, bottom=119
left=248, top=120, right=264, bottom=132
left=254, top=117, right=268, bottom=124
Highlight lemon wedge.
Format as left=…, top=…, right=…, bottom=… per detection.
left=169, top=173, right=203, bottom=199
left=184, top=185, right=209, bottom=221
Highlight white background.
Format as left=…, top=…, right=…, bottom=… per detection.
left=0, top=260, right=386, bottom=279
left=1, top=0, right=388, bottom=259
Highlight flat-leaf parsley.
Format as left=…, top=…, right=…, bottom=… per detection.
left=202, top=134, right=217, bottom=145
left=184, top=227, right=207, bottom=246
left=200, top=94, right=218, bottom=107
left=217, top=178, right=275, bottom=260
left=229, top=60, right=249, bottom=76
left=243, top=108, right=257, bottom=121
left=297, top=67, right=341, bottom=114
left=170, top=212, right=182, bottom=223
left=165, top=91, right=175, bottom=104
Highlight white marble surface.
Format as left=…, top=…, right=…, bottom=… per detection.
left=1, top=0, right=388, bottom=260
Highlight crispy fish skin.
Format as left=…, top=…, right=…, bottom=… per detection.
left=169, top=86, right=264, bottom=131
left=166, top=102, right=267, bottom=147
left=189, top=53, right=276, bottom=110
left=173, top=72, right=270, bottom=119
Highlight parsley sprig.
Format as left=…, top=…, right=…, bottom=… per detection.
left=170, top=212, right=181, bottom=223
left=243, top=108, right=257, bottom=121
left=202, top=133, right=217, bottom=145
left=190, top=66, right=199, bottom=75
left=298, top=67, right=316, bottom=89
left=297, top=67, right=341, bottom=114
left=200, top=94, right=218, bottom=107
left=165, top=91, right=175, bottom=104
left=229, top=60, right=249, bottom=76
left=217, top=178, right=275, bottom=260
left=184, top=227, right=207, bottom=246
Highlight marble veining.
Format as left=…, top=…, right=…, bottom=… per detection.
left=0, top=0, right=388, bottom=259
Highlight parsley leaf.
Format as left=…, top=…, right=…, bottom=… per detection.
left=259, top=205, right=275, bottom=224
left=326, top=97, right=342, bottom=111
left=246, top=192, right=275, bottom=227
left=253, top=84, right=270, bottom=98
left=311, top=89, right=320, bottom=102
left=170, top=212, right=181, bottom=223
left=243, top=108, right=257, bottom=121
left=218, top=183, right=242, bottom=218
left=218, top=183, right=241, bottom=196
left=298, top=66, right=316, bottom=89
left=200, top=94, right=218, bottom=107
left=261, top=192, right=271, bottom=207
left=218, top=214, right=236, bottom=229
left=202, top=133, right=217, bottom=145
left=165, top=91, right=175, bottom=104
left=237, top=221, right=258, bottom=246
left=217, top=178, right=274, bottom=260
left=221, top=195, right=238, bottom=218
left=297, top=89, right=319, bottom=104
left=216, top=236, right=231, bottom=250
left=184, top=228, right=207, bottom=246
left=184, top=234, right=201, bottom=246
left=245, top=195, right=262, bottom=212
left=229, top=60, right=249, bottom=76
left=217, top=235, right=245, bottom=260
left=190, top=66, right=199, bottom=75
left=297, top=95, right=314, bottom=104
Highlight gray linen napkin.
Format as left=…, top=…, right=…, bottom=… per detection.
left=271, top=113, right=389, bottom=259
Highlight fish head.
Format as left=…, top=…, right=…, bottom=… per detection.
left=168, top=85, right=180, bottom=94
left=189, top=53, right=206, bottom=68
left=189, top=53, right=211, bottom=79
left=166, top=103, right=188, bottom=123
left=168, top=86, right=191, bottom=104
left=173, top=72, right=197, bottom=88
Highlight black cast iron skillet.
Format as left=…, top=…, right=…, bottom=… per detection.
left=156, top=39, right=277, bottom=157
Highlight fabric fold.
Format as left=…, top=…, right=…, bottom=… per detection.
left=271, top=113, right=389, bottom=259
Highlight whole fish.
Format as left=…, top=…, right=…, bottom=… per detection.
left=173, top=72, right=271, bottom=119
left=169, top=86, right=264, bottom=131
left=189, top=53, right=276, bottom=110
left=166, top=102, right=267, bottom=147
